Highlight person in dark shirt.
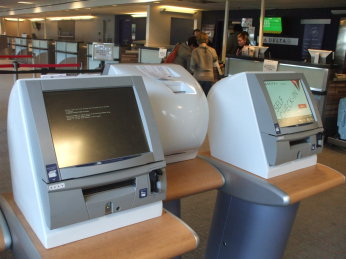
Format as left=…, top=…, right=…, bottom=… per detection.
left=227, top=24, right=243, bottom=56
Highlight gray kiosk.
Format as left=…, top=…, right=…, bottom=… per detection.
left=205, top=72, right=324, bottom=259
left=7, top=75, right=166, bottom=249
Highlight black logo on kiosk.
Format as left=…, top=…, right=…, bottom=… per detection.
left=139, top=188, right=147, bottom=198
left=46, top=164, right=60, bottom=183
left=274, top=123, right=281, bottom=134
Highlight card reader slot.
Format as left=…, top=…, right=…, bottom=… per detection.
left=289, top=137, right=310, bottom=147
left=82, top=179, right=136, bottom=197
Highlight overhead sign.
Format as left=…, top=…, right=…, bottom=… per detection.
left=262, top=37, right=299, bottom=46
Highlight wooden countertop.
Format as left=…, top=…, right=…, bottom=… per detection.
left=201, top=151, right=345, bottom=204
left=1, top=193, right=198, bottom=258
left=268, top=163, right=345, bottom=203
left=165, top=157, right=224, bottom=201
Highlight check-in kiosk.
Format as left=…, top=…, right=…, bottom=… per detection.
left=208, top=72, right=324, bottom=179
left=104, top=64, right=209, bottom=164
left=7, top=75, right=166, bottom=248
left=203, top=72, right=332, bottom=259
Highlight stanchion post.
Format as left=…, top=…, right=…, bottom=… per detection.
left=32, top=53, right=35, bottom=78
left=12, top=61, right=19, bottom=83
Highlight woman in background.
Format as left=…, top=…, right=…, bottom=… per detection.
left=190, top=32, right=218, bottom=96
left=236, top=31, right=250, bottom=56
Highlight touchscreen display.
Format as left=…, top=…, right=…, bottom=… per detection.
left=44, top=87, right=149, bottom=168
left=264, top=80, right=314, bottom=127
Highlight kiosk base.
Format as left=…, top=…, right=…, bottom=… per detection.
left=206, top=192, right=299, bottom=259
left=1, top=195, right=162, bottom=249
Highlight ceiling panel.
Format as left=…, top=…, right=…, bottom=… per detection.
left=0, top=0, right=345, bottom=18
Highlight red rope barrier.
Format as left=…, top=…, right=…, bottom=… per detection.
left=0, top=64, right=14, bottom=68
left=0, top=55, right=33, bottom=59
left=19, top=63, right=81, bottom=68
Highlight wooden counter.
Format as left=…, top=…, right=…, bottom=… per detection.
left=268, top=163, right=345, bottom=203
left=165, top=157, right=224, bottom=201
left=201, top=151, right=345, bottom=204
left=0, top=193, right=198, bottom=258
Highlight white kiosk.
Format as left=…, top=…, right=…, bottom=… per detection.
left=104, top=64, right=209, bottom=164
left=208, top=72, right=324, bottom=179
left=204, top=72, right=325, bottom=259
left=7, top=75, right=166, bottom=248
left=104, top=63, right=209, bottom=217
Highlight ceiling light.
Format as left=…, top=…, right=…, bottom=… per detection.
left=5, top=18, right=25, bottom=21
left=48, top=16, right=96, bottom=21
left=18, top=1, right=34, bottom=4
left=127, top=12, right=147, bottom=18
left=29, top=18, right=44, bottom=21
left=160, top=6, right=197, bottom=14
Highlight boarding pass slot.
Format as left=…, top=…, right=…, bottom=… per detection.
left=82, top=179, right=135, bottom=197
left=289, top=137, right=310, bottom=148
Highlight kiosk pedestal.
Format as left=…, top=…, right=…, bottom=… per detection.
left=201, top=154, right=345, bottom=259
left=164, top=157, right=225, bottom=217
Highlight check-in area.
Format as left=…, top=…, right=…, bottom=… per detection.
left=0, top=1, right=346, bottom=259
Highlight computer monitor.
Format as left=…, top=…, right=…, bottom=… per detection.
left=92, top=42, right=115, bottom=61
left=264, top=79, right=315, bottom=128
left=250, top=73, right=321, bottom=136
left=10, top=76, right=163, bottom=182
left=263, top=17, right=282, bottom=34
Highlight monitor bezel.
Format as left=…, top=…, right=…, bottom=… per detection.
left=247, top=72, right=322, bottom=136
left=22, top=76, right=163, bottom=182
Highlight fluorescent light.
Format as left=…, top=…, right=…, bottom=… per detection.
left=5, top=18, right=25, bottom=21
left=48, top=16, right=96, bottom=21
left=18, top=1, right=34, bottom=4
left=127, top=12, right=147, bottom=18
left=30, top=18, right=44, bottom=21
left=160, top=6, right=197, bottom=14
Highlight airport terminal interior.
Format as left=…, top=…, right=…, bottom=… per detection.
left=0, top=0, right=346, bottom=258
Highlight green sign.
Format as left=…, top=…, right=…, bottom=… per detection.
left=264, top=17, right=282, bottom=34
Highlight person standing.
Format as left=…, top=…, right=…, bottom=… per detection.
left=173, top=36, right=198, bottom=73
left=190, top=32, right=218, bottom=96
left=227, top=24, right=243, bottom=56
left=236, top=31, right=250, bottom=56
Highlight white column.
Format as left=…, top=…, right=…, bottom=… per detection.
left=258, top=0, right=265, bottom=46
left=17, top=19, right=20, bottom=36
left=221, top=0, right=230, bottom=62
left=44, top=18, right=47, bottom=39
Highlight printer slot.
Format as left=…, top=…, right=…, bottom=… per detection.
left=163, top=81, right=195, bottom=94
left=289, top=137, right=309, bottom=147
left=82, top=179, right=136, bottom=197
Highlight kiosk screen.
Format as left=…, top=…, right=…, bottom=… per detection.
left=43, top=87, right=149, bottom=168
left=264, top=80, right=314, bottom=128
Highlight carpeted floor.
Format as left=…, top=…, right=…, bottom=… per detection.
left=0, top=66, right=345, bottom=258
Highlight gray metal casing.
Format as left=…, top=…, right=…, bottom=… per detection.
left=247, top=73, right=324, bottom=165
left=8, top=76, right=166, bottom=230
